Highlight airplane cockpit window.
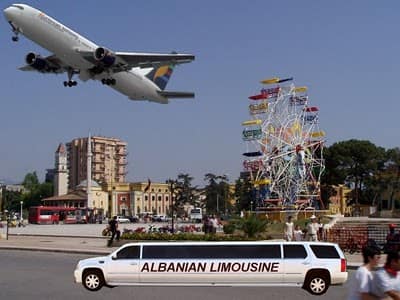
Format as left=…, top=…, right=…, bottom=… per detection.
left=12, top=5, right=24, bottom=10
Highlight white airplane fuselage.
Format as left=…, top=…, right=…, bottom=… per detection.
left=4, top=4, right=169, bottom=103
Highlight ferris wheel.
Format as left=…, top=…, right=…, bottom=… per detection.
left=242, top=77, right=325, bottom=209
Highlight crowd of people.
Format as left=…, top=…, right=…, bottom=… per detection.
left=284, top=215, right=325, bottom=242
left=348, top=246, right=400, bottom=300
left=203, top=215, right=221, bottom=234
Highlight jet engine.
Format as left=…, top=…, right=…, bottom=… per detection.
left=25, top=52, right=48, bottom=71
left=94, top=47, right=116, bottom=67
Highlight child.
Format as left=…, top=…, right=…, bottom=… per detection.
left=294, top=225, right=304, bottom=241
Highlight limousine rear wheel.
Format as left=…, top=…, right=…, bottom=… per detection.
left=83, top=269, right=104, bottom=291
left=304, top=270, right=330, bottom=295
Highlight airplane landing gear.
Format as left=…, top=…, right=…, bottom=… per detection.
left=63, top=68, right=79, bottom=87
left=63, top=80, right=78, bottom=87
left=101, top=78, right=116, bottom=85
left=8, top=22, right=19, bottom=42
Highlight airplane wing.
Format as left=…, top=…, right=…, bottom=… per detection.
left=114, top=52, right=194, bottom=68
left=78, top=49, right=194, bottom=73
left=157, top=91, right=195, bottom=98
left=19, top=54, right=67, bottom=74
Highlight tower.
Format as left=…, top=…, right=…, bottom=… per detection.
left=54, top=143, right=68, bottom=196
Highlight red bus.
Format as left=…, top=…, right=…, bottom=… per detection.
left=28, top=206, right=77, bottom=224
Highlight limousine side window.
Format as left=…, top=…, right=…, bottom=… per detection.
left=283, top=245, right=307, bottom=259
left=310, top=245, right=340, bottom=259
left=115, top=245, right=140, bottom=259
left=142, top=245, right=281, bottom=259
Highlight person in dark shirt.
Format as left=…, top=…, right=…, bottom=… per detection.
left=108, top=216, right=120, bottom=246
left=386, top=224, right=398, bottom=253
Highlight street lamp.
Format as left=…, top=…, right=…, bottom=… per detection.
left=167, top=179, right=176, bottom=233
left=20, top=201, right=23, bottom=223
left=4, top=209, right=9, bottom=240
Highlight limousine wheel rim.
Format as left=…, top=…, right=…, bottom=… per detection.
left=310, top=278, right=326, bottom=294
left=85, top=274, right=100, bottom=289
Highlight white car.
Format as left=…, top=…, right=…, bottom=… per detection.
left=115, top=216, right=130, bottom=223
left=74, top=241, right=347, bottom=295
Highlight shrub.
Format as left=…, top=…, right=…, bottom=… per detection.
left=236, top=214, right=268, bottom=238
left=223, top=223, right=236, bottom=234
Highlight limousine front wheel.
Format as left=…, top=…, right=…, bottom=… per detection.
left=82, top=269, right=104, bottom=291
left=304, top=270, right=330, bottom=295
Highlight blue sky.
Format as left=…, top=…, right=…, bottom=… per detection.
left=1, top=1, right=399, bottom=186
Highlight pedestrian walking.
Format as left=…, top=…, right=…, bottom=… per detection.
left=107, top=216, right=120, bottom=246
left=284, top=216, right=294, bottom=241
left=347, top=245, right=381, bottom=300
left=371, top=251, right=400, bottom=299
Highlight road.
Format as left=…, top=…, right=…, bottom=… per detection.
left=0, top=250, right=352, bottom=300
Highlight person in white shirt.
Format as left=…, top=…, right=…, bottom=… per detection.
left=371, top=251, right=400, bottom=300
left=307, top=215, right=319, bottom=241
left=347, top=245, right=381, bottom=300
left=293, top=225, right=304, bottom=241
left=284, top=216, right=294, bottom=241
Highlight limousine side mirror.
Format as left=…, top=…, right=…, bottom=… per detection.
left=111, top=254, right=117, bottom=260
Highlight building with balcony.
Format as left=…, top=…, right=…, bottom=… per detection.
left=66, top=136, right=127, bottom=190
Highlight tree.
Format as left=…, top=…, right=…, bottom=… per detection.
left=234, top=177, right=253, bottom=212
left=20, top=172, right=53, bottom=208
left=168, top=173, right=197, bottom=217
left=204, top=173, right=230, bottom=215
left=22, top=171, right=40, bottom=193
left=323, top=140, right=386, bottom=205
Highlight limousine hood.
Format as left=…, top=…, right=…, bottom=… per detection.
left=77, top=256, right=108, bottom=269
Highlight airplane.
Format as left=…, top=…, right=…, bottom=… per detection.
left=3, top=4, right=195, bottom=104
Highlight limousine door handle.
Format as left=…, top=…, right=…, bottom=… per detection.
left=302, top=261, right=311, bottom=265
left=130, top=262, right=138, bottom=266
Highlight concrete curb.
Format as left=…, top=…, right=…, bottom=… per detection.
left=0, top=246, right=110, bottom=255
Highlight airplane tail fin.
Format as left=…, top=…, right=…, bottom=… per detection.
left=146, top=64, right=175, bottom=90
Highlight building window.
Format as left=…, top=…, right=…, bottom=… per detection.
left=151, top=188, right=154, bottom=192
left=151, top=195, right=155, bottom=201
left=158, top=196, right=162, bottom=201
left=158, top=189, right=161, bottom=192
left=145, top=195, right=148, bottom=201
left=165, top=196, right=169, bottom=202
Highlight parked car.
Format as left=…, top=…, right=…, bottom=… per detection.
left=152, top=215, right=168, bottom=222
left=116, top=216, right=130, bottom=223
left=128, top=215, right=139, bottom=223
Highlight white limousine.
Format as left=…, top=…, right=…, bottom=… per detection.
left=74, top=241, right=347, bottom=295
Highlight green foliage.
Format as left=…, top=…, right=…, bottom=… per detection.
left=323, top=139, right=386, bottom=205
left=234, top=177, right=253, bottom=212
left=204, top=173, right=231, bottom=215
left=222, top=223, right=236, bottom=234
left=168, top=174, right=198, bottom=217
left=121, top=232, right=257, bottom=241
left=235, top=214, right=268, bottom=238
left=22, top=172, right=40, bottom=192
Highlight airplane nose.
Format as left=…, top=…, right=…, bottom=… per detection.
left=4, top=7, right=13, bottom=20
left=3, top=7, right=17, bottom=21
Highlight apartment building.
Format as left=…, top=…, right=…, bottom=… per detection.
left=66, top=136, right=127, bottom=190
